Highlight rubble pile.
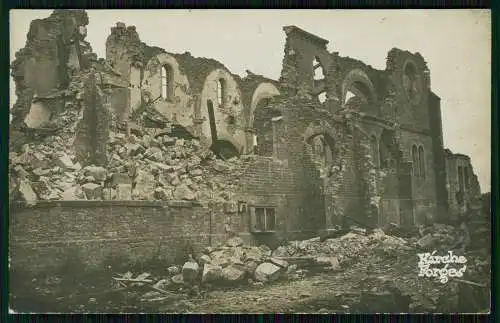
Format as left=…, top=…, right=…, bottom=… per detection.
left=9, top=71, right=99, bottom=203
left=9, top=105, right=248, bottom=203
left=109, top=223, right=489, bottom=312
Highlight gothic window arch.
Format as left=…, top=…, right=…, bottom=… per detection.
left=411, top=144, right=419, bottom=176
left=418, top=145, right=425, bottom=178
left=307, top=133, right=335, bottom=167
left=216, top=78, right=226, bottom=107
left=313, top=56, right=325, bottom=81
left=370, top=135, right=380, bottom=168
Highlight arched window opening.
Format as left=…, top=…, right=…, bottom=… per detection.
left=253, top=107, right=282, bottom=157
left=403, top=62, right=418, bottom=100
left=216, top=78, right=226, bottom=107
left=307, top=134, right=335, bottom=167
left=370, top=135, right=380, bottom=168
left=313, top=56, right=325, bottom=81
left=344, top=90, right=356, bottom=104
left=318, top=91, right=327, bottom=104
left=411, top=145, right=419, bottom=176
left=379, top=130, right=397, bottom=171
left=418, top=146, right=425, bottom=178
left=160, top=65, right=174, bottom=100
left=344, top=80, right=373, bottom=108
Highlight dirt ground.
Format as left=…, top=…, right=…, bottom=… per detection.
left=10, top=248, right=489, bottom=314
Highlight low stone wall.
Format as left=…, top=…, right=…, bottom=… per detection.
left=9, top=200, right=239, bottom=276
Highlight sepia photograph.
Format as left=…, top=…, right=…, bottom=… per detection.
left=8, top=9, right=492, bottom=313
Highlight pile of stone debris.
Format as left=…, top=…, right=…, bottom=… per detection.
left=111, top=223, right=490, bottom=311
left=9, top=122, right=246, bottom=204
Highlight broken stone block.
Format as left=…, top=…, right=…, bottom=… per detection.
left=167, top=266, right=180, bottom=276
left=141, top=134, right=152, bottom=148
left=270, top=257, right=289, bottom=268
left=243, top=261, right=259, bottom=276
left=175, top=139, right=185, bottom=147
left=254, top=262, right=283, bottom=282
left=165, top=172, right=178, bottom=182
left=244, top=247, right=264, bottom=261
left=18, top=179, right=37, bottom=204
left=14, top=165, right=30, bottom=179
left=225, top=236, right=244, bottom=247
left=111, top=173, right=131, bottom=186
left=171, top=177, right=181, bottom=186
left=286, top=264, right=298, bottom=276
left=32, top=168, right=50, bottom=177
left=61, top=185, right=86, bottom=200
left=371, top=228, right=386, bottom=240
left=211, top=257, right=230, bottom=268
left=57, top=154, right=81, bottom=171
left=171, top=274, right=184, bottom=285
left=182, top=261, right=200, bottom=284
left=133, top=170, right=155, bottom=200
left=153, top=162, right=174, bottom=173
left=116, top=184, right=132, bottom=200
left=189, top=168, right=203, bottom=177
left=154, top=187, right=171, bottom=201
left=82, top=183, right=103, bottom=200
left=271, top=246, right=289, bottom=258
left=416, top=234, right=435, bottom=249
left=173, top=184, right=196, bottom=201
left=84, top=166, right=108, bottom=182
left=201, top=264, right=223, bottom=283
left=126, top=143, right=146, bottom=156
left=315, top=256, right=340, bottom=270
left=199, top=255, right=212, bottom=265
left=222, top=266, right=246, bottom=283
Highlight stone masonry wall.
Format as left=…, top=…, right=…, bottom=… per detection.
left=9, top=200, right=238, bottom=278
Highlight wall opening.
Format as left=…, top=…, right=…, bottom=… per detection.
left=318, top=91, right=327, bottom=104
left=251, top=207, right=276, bottom=232
left=216, top=78, right=226, bottom=107
left=411, top=144, right=419, bottom=176
left=379, top=130, right=397, bottom=170
left=307, top=133, right=335, bottom=167
left=313, top=56, right=325, bottom=81
left=403, top=61, right=418, bottom=100
left=253, top=104, right=282, bottom=157
left=370, top=135, right=380, bottom=168
left=418, top=146, right=425, bottom=178
left=344, top=80, right=373, bottom=106
left=160, top=64, right=174, bottom=100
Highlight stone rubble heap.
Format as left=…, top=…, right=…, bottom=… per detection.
left=113, top=223, right=490, bottom=312
left=9, top=109, right=247, bottom=204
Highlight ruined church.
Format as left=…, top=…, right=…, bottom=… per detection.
left=10, top=10, right=481, bottom=245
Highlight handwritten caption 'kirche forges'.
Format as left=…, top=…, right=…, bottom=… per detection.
left=417, top=251, right=467, bottom=284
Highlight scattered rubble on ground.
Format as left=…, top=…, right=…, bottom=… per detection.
left=105, top=222, right=489, bottom=312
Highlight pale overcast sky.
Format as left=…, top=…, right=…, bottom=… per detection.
left=10, top=9, right=491, bottom=192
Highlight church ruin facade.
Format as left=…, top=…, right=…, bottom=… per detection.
left=10, top=10, right=482, bottom=246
